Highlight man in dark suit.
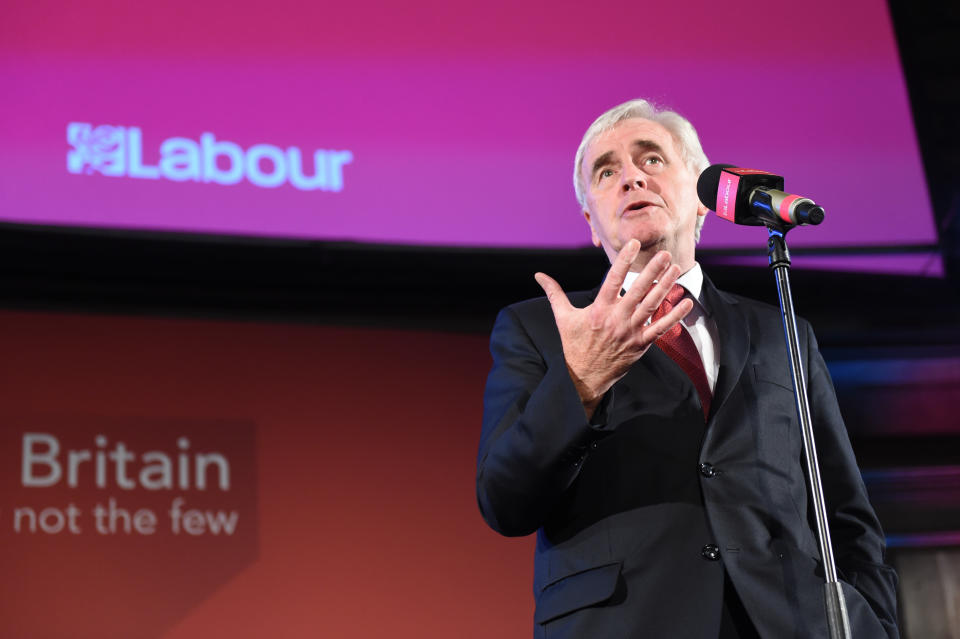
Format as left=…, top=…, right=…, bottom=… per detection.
left=476, top=99, right=899, bottom=638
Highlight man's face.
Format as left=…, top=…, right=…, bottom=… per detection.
left=580, top=117, right=707, bottom=267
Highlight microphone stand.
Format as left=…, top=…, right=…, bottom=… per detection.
left=766, top=226, right=851, bottom=639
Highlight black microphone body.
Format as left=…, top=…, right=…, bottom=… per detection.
left=697, top=164, right=824, bottom=228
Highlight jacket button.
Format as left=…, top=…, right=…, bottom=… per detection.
left=699, top=462, right=717, bottom=478
left=701, top=544, right=721, bottom=561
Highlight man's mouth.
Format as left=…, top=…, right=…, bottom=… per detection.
left=623, top=201, right=656, bottom=215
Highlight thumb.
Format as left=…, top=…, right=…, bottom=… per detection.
left=535, top=272, right=573, bottom=318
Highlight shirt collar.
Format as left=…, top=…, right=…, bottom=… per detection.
left=622, top=262, right=709, bottom=313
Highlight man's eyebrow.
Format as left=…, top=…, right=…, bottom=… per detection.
left=589, top=140, right=670, bottom=179
left=590, top=151, right=616, bottom=179
left=631, top=139, right=667, bottom=156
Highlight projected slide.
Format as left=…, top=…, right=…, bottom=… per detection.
left=0, top=310, right=532, bottom=638
left=0, top=0, right=936, bottom=255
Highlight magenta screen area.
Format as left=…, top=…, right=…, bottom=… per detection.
left=0, top=0, right=936, bottom=254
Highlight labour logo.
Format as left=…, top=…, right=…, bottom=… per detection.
left=67, top=123, right=126, bottom=177
left=65, top=122, right=353, bottom=191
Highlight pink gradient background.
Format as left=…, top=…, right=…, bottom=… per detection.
left=0, top=0, right=936, bottom=254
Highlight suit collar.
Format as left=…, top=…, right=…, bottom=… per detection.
left=621, top=261, right=704, bottom=295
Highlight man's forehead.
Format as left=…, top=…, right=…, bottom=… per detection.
left=584, top=117, right=676, bottom=161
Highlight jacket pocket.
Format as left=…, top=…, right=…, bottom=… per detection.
left=753, top=363, right=795, bottom=392
left=534, top=561, right=623, bottom=625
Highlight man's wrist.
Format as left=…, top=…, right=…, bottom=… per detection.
left=566, top=364, right=606, bottom=418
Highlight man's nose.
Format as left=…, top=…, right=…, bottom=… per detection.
left=621, top=164, right=646, bottom=191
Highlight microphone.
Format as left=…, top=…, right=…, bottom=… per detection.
left=697, top=164, right=825, bottom=228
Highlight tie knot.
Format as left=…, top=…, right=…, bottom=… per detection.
left=652, top=283, right=688, bottom=325
left=665, top=283, right=686, bottom=306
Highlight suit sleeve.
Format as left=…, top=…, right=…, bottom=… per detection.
left=476, top=304, right=613, bottom=537
left=804, top=320, right=900, bottom=637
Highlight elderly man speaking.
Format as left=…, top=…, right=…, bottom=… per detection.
left=476, top=99, right=899, bottom=638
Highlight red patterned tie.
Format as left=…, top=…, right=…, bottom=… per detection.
left=653, top=284, right=712, bottom=420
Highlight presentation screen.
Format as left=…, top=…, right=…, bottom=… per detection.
left=0, top=0, right=938, bottom=269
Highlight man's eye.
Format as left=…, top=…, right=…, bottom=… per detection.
left=599, top=168, right=614, bottom=180
left=644, top=156, right=663, bottom=166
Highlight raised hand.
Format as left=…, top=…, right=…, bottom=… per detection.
left=534, top=239, right=694, bottom=415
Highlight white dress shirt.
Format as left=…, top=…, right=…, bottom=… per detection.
left=621, top=262, right=720, bottom=393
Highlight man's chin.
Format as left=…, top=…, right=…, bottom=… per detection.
left=620, top=233, right=664, bottom=253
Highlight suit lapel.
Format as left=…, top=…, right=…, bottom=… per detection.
left=702, top=276, right=750, bottom=422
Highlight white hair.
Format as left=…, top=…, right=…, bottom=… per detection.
left=573, top=99, right=710, bottom=241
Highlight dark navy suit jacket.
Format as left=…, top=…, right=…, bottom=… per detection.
left=476, top=276, right=899, bottom=638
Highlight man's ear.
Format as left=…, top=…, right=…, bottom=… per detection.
left=697, top=201, right=709, bottom=218
left=583, top=210, right=601, bottom=247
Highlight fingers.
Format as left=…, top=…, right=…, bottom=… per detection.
left=620, top=250, right=671, bottom=306
left=534, top=272, right=574, bottom=318
left=596, top=239, right=641, bottom=304
left=644, top=297, right=694, bottom=341
left=618, top=252, right=678, bottom=325
left=627, top=266, right=682, bottom=329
